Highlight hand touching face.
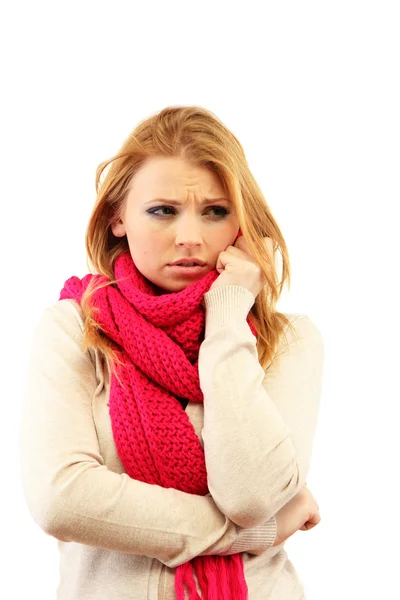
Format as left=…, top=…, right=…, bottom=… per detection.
left=209, top=234, right=274, bottom=298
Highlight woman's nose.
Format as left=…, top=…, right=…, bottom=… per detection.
left=175, top=224, right=203, bottom=247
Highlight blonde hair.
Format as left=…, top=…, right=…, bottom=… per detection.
left=81, top=105, right=296, bottom=374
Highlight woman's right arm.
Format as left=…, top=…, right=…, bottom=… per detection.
left=19, top=302, right=276, bottom=569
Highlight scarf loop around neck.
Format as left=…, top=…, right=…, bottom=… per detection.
left=59, top=250, right=257, bottom=600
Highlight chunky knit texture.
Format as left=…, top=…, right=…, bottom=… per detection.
left=59, top=250, right=257, bottom=600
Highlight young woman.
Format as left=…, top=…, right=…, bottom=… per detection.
left=20, top=106, right=324, bottom=599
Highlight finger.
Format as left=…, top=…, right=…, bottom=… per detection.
left=308, top=513, right=321, bottom=525
left=233, top=236, right=247, bottom=250
left=215, top=247, right=243, bottom=271
left=234, top=235, right=275, bottom=255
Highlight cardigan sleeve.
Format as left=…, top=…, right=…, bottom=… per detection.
left=19, top=302, right=276, bottom=569
left=199, top=285, right=324, bottom=528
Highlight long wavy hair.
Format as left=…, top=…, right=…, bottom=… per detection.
left=80, top=105, right=296, bottom=375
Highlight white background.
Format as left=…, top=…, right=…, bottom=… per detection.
left=1, top=1, right=399, bottom=598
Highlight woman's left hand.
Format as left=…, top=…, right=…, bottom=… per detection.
left=209, top=235, right=274, bottom=299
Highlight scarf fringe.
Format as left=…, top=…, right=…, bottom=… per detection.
left=175, top=562, right=201, bottom=600
left=175, top=556, right=248, bottom=600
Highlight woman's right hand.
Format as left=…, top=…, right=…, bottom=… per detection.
left=272, top=485, right=321, bottom=547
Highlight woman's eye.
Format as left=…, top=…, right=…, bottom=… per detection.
left=210, top=206, right=229, bottom=217
left=147, top=205, right=230, bottom=218
left=147, top=206, right=175, bottom=217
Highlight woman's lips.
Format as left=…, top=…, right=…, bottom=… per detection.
left=167, top=264, right=207, bottom=276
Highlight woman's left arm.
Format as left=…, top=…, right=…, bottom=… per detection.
left=199, top=285, right=324, bottom=529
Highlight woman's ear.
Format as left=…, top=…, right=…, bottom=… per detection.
left=111, top=219, right=126, bottom=238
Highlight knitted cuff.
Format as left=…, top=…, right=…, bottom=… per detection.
left=202, top=285, right=256, bottom=335
left=228, top=516, right=277, bottom=555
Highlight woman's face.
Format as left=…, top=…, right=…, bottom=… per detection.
left=111, top=156, right=240, bottom=293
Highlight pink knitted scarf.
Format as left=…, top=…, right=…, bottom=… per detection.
left=59, top=250, right=257, bottom=599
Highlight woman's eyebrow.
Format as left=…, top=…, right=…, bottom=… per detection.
left=145, top=197, right=231, bottom=205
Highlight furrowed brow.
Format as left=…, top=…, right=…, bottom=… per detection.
left=144, top=197, right=230, bottom=205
